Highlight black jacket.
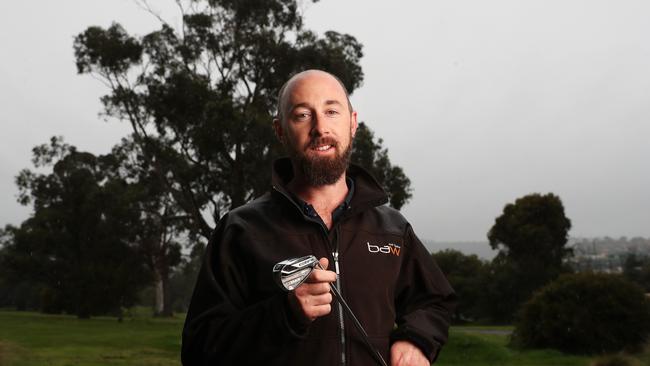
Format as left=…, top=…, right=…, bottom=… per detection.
left=182, top=158, right=456, bottom=365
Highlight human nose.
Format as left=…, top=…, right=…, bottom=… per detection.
left=310, top=111, right=330, bottom=137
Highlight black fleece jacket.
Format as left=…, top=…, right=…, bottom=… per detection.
left=181, top=158, right=457, bottom=365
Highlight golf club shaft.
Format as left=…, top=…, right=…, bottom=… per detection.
left=329, top=281, right=389, bottom=366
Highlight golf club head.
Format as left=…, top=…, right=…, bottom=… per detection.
left=273, top=255, right=320, bottom=291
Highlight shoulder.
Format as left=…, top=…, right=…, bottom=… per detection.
left=347, top=205, right=410, bottom=237
left=225, top=192, right=276, bottom=224
left=214, top=191, right=298, bottom=240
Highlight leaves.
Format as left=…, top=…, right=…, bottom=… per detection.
left=351, top=122, right=412, bottom=209
left=4, top=140, right=150, bottom=316
left=484, top=193, right=573, bottom=322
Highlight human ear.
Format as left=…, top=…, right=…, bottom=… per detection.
left=273, top=118, right=285, bottom=143
left=350, top=111, right=358, bottom=138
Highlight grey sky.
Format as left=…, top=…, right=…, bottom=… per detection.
left=1, top=0, right=648, bottom=244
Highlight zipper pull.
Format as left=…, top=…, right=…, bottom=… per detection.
left=333, top=251, right=341, bottom=280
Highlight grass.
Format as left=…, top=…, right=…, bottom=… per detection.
left=437, top=327, right=591, bottom=366
left=0, top=308, right=183, bottom=366
left=0, top=310, right=648, bottom=366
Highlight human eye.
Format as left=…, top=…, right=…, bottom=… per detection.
left=325, top=109, right=340, bottom=116
left=293, top=111, right=311, bottom=121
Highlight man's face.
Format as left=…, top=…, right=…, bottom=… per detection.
left=274, top=71, right=358, bottom=186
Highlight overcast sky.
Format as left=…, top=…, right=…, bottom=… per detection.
left=1, top=0, right=648, bottom=244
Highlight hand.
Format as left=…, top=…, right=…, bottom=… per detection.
left=391, top=340, right=429, bottom=366
left=287, top=257, right=337, bottom=323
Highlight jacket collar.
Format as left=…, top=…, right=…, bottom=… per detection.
left=271, top=157, right=389, bottom=215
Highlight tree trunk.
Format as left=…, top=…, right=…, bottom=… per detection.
left=153, top=256, right=173, bottom=317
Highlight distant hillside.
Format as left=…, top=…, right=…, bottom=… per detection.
left=424, top=236, right=650, bottom=262
left=423, top=240, right=497, bottom=260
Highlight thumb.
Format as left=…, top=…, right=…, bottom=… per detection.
left=319, top=257, right=329, bottom=270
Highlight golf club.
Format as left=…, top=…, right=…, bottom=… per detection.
left=273, top=255, right=389, bottom=366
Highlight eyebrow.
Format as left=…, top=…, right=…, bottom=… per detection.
left=324, top=100, right=344, bottom=107
left=291, top=100, right=344, bottom=112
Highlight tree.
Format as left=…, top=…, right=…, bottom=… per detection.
left=623, top=253, right=650, bottom=292
left=432, top=249, right=487, bottom=322
left=0, top=225, right=42, bottom=310
left=486, top=193, right=572, bottom=322
left=73, top=0, right=411, bottom=242
left=6, top=137, right=150, bottom=318
left=513, top=273, right=650, bottom=354
left=110, top=137, right=184, bottom=316
left=351, top=122, right=412, bottom=209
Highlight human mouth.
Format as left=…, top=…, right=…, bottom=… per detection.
left=312, top=145, right=332, bottom=152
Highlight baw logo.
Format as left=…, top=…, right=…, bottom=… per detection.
left=367, top=242, right=401, bottom=256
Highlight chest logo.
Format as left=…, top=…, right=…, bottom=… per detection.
left=367, top=242, right=401, bottom=256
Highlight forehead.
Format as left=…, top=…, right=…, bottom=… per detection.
left=285, top=72, right=348, bottom=107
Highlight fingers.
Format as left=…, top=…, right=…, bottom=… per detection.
left=288, top=257, right=337, bottom=323
left=307, top=258, right=336, bottom=284
left=319, top=257, right=329, bottom=270
left=295, top=281, right=331, bottom=296
left=295, top=291, right=333, bottom=308
left=391, top=341, right=429, bottom=366
left=303, top=303, right=331, bottom=320
left=289, top=286, right=334, bottom=322
left=391, top=350, right=402, bottom=366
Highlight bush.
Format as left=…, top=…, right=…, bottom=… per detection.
left=432, top=249, right=488, bottom=322
left=512, top=273, right=650, bottom=354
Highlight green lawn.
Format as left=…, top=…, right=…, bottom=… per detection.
left=0, top=309, right=647, bottom=366
left=437, top=327, right=591, bottom=366
left=0, top=309, right=182, bottom=366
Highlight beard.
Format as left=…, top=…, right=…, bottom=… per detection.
left=286, top=135, right=353, bottom=186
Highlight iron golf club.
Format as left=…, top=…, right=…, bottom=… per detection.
left=273, top=255, right=388, bottom=366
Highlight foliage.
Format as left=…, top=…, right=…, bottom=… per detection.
left=623, top=253, right=650, bottom=292
left=110, top=137, right=185, bottom=316
left=73, top=0, right=385, bottom=241
left=351, top=122, right=412, bottom=209
left=432, top=249, right=487, bottom=322
left=486, top=192, right=573, bottom=322
left=3, top=137, right=150, bottom=317
left=168, top=242, right=205, bottom=313
left=512, top=273, right=650, bottom=355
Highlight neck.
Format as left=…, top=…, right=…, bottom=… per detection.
left=288, top=173, right=348, bottom=208
left=287, top=163, right=349, bottom=219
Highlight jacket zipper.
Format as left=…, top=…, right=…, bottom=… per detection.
left=322, top=226, right=346, bottom=366
left=272, top=186, right=348, bottom=365
left=333, top=249, right=346, bottom=366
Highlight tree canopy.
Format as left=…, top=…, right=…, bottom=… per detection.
left=73, top=0, right=382, bottom=240
left=3, top=137, right=150, bottom=317
left=486, top=192, right=573, bottom=322
left=432, top=249, right=487, bottom=322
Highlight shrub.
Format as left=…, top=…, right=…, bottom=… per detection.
left=512, top=272, right=650, bottom=354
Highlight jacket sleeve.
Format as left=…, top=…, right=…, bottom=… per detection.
left=181, top=214, right=307, bottom=365
left=390, top=224, right=457, bottom=363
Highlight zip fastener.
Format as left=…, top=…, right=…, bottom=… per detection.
left=333, top=250, right=346, bottom=366
left=274, top=186, right=347, bottom=365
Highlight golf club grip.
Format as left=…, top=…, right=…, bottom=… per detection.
left=329, top=284, right=389, bottom=366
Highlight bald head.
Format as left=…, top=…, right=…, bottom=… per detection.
left=276, top=70, right=353, bottom=124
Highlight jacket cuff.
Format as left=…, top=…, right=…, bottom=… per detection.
left=390, top=326, right=441, bottom=363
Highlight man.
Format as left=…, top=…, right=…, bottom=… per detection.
left=182, top=70, right=456, bottom=365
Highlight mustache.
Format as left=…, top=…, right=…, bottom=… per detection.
left=306, top=137, right=338, bottom=149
